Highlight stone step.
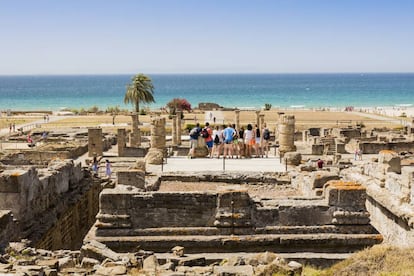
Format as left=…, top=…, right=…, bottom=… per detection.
left=95, top=225, right=378, bottom=237
left=154, top=251, right=353, bottom=269
left=94, top=233, right=382, bottom=254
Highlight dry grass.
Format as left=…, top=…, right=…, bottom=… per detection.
left=0, top=117, right=42, bottom=129
left=1, top=109, right=401, bottom=135
left=303, top=244, right=414, bottom=276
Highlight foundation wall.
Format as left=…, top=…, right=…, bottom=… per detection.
left=0, top=161, right=101, bottom=249
left=35, top=178, right=102, bottom=250
left=360, top=141, right=414, bottom=154
left=99, top=191, right=217, bottom=229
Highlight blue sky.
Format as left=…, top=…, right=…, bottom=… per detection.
left=0, top=0, right=413, bottom=74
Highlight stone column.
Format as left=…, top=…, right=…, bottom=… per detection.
left=255, top=110, right=261, bottom=127
left=176, top=110, right=182, bottom=145
left=259, top=114, right=265, bottom=130
left=278, top=115, right=296, bottom=154
left=235, top=109, right=240, bottom=131
left=129, top=113, right=141, bottom=147
left=171, top=115, right=177, bottom=146
left=117, top=128, right=127, bottom=157
left=88, top=128, right=103, bottom=157
left=145, top=117, right=166, bottom=165
left=302, top=130, right=309, bottom=142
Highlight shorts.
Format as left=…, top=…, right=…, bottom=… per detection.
left=206, top=140, right=213, bottom=148
left=248, top=139, right=255, bottom=146
left=255, top=137, right=261, bottom=144
left=190, top=139, right=198, bottom=149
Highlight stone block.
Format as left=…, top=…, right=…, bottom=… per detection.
left=312, top=144, right=324, bottom=155
left=336, top=143, right=346, bottom=154
left=81, top=257, right=100, bottom=269
left=95, top=265, right=127, bottom=275
left=178, top=256, right=206, bottom=266
left=143, top=255, right=158, bottom=270
left=310, top=171, right=340, bottom=189
left=324, top=181, right=366, bottom=210
left=284, top=152, right=301, bottom=166
left=145, top=148, right=164, bottom=165
left=378, top=150, right=401, bottom=173
left=214, top=265, right=254, bottom=276
left=88, top=128, right=103, bottom=157
left=36, top=259, right=59, bottom=269
left=116, top=170, right=145, bottom=188
left=58, top=256, right=75, bottom=269
left=81, top=240, right=120, bottom=262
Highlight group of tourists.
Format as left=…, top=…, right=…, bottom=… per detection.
left=188, top=122, right=272, bottom=159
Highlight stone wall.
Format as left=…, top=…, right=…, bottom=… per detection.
left=340, top=152, right=414, bottom=246
left=360, top=141, right=414, bottom=154
left=1, top=145, right=88, bottom=165
left=35, top=177, right=102, bottom=250
left=0, top=160, right=102, bottom=249
left=0, top=210, right=15, bottom=252
left=91, top=177, right=380, bottom=253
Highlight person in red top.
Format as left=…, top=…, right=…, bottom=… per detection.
left=317, top=159, right=324, bottom=169
left=203, top=122, right=214, bottom=158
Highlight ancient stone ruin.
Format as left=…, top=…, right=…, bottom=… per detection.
left=2, top=114, right=414, bottom=275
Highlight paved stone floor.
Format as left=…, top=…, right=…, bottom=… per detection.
left=150, top=156, right=286, bottom=173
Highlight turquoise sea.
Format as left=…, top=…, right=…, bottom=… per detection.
left=0, top=74, right=414, bottom=111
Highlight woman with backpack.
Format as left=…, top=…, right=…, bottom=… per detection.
left=212, top=125, right=223, bottom=158
left=202, top=122, right=213, bottom=158
left=262, top=123, right=270, bottom=158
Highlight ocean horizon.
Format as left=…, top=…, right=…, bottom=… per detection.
left=1, top=73, right=414, bottom=112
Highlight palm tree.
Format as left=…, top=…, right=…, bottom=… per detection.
left=124, top=73, right=155, bottom=113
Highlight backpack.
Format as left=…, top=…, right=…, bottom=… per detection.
left=263, top=128, right=270, bottom=140
left=189, top=127, right=199, bottom=139
left=201, top=127, right=209, bottom=138
left=214, top=134, right=220, bottom=144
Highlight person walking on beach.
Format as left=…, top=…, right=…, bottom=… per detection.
left=105, top=159, right=112, bottom=178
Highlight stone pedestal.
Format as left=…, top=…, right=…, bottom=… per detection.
left=255, top=110, right=261, bottom=128
left=194, top=137, right=209, bottom=158
left=214, top=187, right=253, bottom=235
left=117, top=129, right=127, bottom=157
left=129, top=113, right=141, bottom=147
left=278, top=115, right=296, bottom=154
left=145, top=117, right=166, bottom=165
left=88, top=128, right=103, bottom=157
left=259, top=114, right=265, bottom=131
left=234, top=110, right=240, bottom=131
